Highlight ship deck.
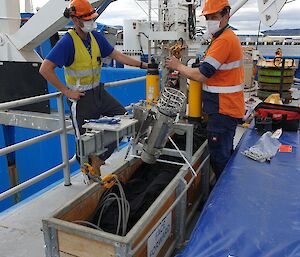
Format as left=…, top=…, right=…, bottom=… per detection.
left=0, top=87, right=299, bottom=257
left=0, top=147, right=130, bottom=257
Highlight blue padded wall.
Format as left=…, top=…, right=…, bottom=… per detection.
left=0, top=125, right=14, bottom=212
left=14, top=127, right=79, bottom=200
left=101, top=67, right=147, bottom=106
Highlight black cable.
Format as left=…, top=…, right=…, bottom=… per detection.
left=93, top=178, right=130, bottom=236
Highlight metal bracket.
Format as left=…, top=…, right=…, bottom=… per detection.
left=42, top=222, right=59, bottom=257
left=115, top=242, right=129, bottom=257
left=175, top=178, right=187, bottom=246
left=78, top=117, right=137, bottom=163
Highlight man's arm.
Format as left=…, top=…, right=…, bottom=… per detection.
left=165, top=56, right=208, bottom=82
left=109, top=49, right=148, bottom=69
left=39, top=59, right=85, bottom=100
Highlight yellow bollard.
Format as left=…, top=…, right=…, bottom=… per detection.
left=146, top=58, right=160, bottom=105
left=188, top=59, right=202, bottom=119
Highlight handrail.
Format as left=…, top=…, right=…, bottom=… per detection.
left=0, top=76, right=145, bottom=202
left=0, top=126, right=73, bottom=156
left=0, top=92, right=60, bottom=110
left=104, top=76, right=146, bottom=88
left=0, top=154, right=77, bottom=201
left=0, top=92, right=72, bottom=201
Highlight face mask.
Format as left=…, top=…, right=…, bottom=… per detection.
left=81, top=20, right=97, bottom=33
left=206, top=20, right=221, bottom=35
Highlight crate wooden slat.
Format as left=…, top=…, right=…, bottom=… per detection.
left=58, top=230, right=115, bottom=257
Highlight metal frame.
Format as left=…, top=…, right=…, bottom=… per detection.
left=79, top=118, right=137, bottom=164
left=129, top=142, right=209, bottom=256
left=0, top=75, right=147, bottom=201
left=0, top=75, right=146, bottom=131
left=0, top=92, right=74, bottom=201
left=43, top=140, right=210, bottom=257
left=0, top=110, right=73, bottom=132
left=133, top=122, right=194, bottom=162
left=43, top=220, right=60, bottom=257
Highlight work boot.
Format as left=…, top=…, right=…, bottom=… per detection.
left=89, top=155, right=105, bottom=177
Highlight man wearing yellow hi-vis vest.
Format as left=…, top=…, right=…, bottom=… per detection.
left=40, top=0, right=148, bottom=175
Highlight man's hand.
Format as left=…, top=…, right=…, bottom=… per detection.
left=165, top=56, right=207, bottom=83
left=63, top=89, right=85, bottom=100
left=165, top=56, right=181, bottom=70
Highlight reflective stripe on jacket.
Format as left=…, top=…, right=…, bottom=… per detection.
left=203, top=28, right=245, bottom=118
left=64, top=29, right=102, bottom=91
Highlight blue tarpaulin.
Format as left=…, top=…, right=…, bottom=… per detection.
left=177, top=128, right=300, bottom=257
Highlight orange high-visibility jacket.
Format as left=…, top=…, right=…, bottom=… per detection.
left=203, top=28, right=245, bottom=118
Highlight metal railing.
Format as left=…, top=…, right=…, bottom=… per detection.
left=103, top=76, right=146, bottom=88
left=0, top=92, right=75, bottom=201
left=0, top=76, right=147, bottom=202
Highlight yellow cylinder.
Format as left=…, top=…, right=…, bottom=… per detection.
left=146, top=58, right=160, bottom=105
left=188, top=79, right=202, bottom=119
left=146, top=74, right=160, bottom=104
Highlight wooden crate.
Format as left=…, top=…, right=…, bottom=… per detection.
left=43, top=142, right=209, bottom=257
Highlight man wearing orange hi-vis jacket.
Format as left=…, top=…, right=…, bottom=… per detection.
left=166, top=0, right=245, bottom=180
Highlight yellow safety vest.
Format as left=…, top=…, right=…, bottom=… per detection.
left=64, top=29, right=102, bottom=91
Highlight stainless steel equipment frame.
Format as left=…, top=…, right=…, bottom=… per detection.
left=43, top=140, right=209, bottom=257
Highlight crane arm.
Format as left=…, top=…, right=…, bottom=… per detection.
left=9, top=0, right=116, bottom=52
left=230, top=0, right=287, bottom=27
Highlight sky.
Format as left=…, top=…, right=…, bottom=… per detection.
left=26, top=0, right=300, bottom=31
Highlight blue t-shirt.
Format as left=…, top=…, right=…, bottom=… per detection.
left=46, top=30, right=114, bottom=68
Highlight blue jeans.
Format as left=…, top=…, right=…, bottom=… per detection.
left=207, top=113, right=241, bottom=180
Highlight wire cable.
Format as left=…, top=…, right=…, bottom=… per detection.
left=72, top=177, right=130, bottom=236
left=95, top=177, right=130, bottom=235
left=73, top=220, right=103, bottom=230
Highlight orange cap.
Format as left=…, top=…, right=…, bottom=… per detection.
left=69, top=0, right=99, bottom=20
left=201, top=0, right=230, bottom=16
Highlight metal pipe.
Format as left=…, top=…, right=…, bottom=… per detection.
left=24, top=0, right=33, bottom=13
left=0, top=125, right=73, bottom=156
left=0, top=92, right=60, bottom=110
left=0, top=162, right=65, bottom=201
left=103, top=76, right=146, bottom=88
left=0, top=91, right=77, bottom=200
left=57, top=95, right=71, bottom=186
left=0, top=0, right=20, bottom=34
left=148, top=0, right=152, bottom=62
left=0, top=153, right=77, bottom=201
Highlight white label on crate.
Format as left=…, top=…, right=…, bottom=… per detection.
left=147, top=212, right=172, bottom=257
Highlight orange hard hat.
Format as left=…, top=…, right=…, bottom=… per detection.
left=201, top=0, right=230, bottom=16
left=68, top=0, right=99, bottom=20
